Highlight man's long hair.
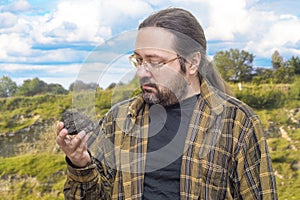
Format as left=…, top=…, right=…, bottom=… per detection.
left=138, top=7, right=232, bottom=95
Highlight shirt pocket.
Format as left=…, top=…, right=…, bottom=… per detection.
left=198, top=161, right=228, bottom=199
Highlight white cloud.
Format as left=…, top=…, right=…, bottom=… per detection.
left=265, top=21, right=300, bottom=46
left=0, top=12, right=18, bottom=28
left=173, top=0, right=300, bottom=59
left=30, top=0, right=152, bottom=45
left=32, top=1, right=108, bottom=45
left=245, top=12, right=300, bottom=58
left=1, top=0, right=300, bottom=88
left=0, top=63, right=81, bottom=88
left=78, top=52, right=134, bottom=86
left=0, top=33, right=32, bottom=59
left=99, top=0, right=153, bottom=25
left=0, top=63, right=81, bottom=74
left=205, top=0, right=250, bottom=40
left=0, top=42, right=89, bottom=63
left=32, top=48, right=88, bottom=63
left=1, top=0, right=31, bottom=12
left=0, top=0, right=149, bottom=63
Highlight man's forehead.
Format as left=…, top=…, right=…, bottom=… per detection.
left=135, top=27, right=175, bottom=53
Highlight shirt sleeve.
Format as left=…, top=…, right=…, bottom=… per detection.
left=63, top=112, right=117, bottom=200
left=63, top=156, right=114, bottom=200
left=233, top=116, right=278, bottom=200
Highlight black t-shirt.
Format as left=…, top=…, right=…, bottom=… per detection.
left=143, top=95, right=198, bottom=200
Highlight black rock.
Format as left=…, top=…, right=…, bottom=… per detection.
left=61, top=110, right=95, bottom=135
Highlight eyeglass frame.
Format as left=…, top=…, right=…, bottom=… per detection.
left=128, top=53, right=181, bottom=71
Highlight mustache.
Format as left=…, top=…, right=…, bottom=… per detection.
left=140, top=78, right=157, bottom=88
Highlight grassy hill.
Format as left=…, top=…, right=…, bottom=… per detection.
left=0, top=82, right=299, bottom=199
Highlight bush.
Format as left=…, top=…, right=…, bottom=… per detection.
left=290, top=77, right=300, bottom=101
left=235, top=85, right=287, bottom=109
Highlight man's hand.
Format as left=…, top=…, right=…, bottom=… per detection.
left=56, top=122, right=91, bottom=167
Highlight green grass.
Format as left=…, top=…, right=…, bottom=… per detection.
left=0, top=125, right=66, bottom=200
left=0, top=153, right=64, bottom=182
left=268, top=128, right=300, bottom=199
left=0, top=94, right=72, bottom=133
left=0, top=83, right=299, bottom=199
left=0, top=153, right=66, bottom=200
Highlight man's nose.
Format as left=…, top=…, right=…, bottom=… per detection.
left=137, top=65, right=152, bottom=79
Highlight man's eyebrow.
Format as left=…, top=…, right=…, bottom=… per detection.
left=133, top=51, right=164, bottom=59
left=133, top=51, right=141, bottom=57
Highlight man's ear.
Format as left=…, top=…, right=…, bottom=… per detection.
left=188, top=52, right=201, bottom=75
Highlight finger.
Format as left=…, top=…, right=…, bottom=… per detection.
left=78, top=132, right=90, bottom=150
left=56, top=128, right=68, bottom=146
left=78, top=130, right=89, bottom=141
left=82, top=131, right=90, bottom=144
left=71, top=130, right=87, bottom=149
left=57, top=122, right=64, bottom=135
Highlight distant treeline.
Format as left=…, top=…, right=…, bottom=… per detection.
left=0, top=77, right=69, bottom=97
left=0, top=77, right=109, bottom=98
left=1, top=49, right=299, bottom=98
left=214, top=49, right=300, bottom=84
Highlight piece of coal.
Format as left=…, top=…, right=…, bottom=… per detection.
left=61, top=110, right=95, bottom=135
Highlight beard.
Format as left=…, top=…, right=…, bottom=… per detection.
left=140, top=74, right=188, bottom=107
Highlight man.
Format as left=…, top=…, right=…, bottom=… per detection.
left=56, top=8, right=277, bottom=199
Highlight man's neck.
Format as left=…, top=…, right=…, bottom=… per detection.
left=184, top=76, right=201, bottom=100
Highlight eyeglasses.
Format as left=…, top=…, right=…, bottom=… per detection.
left=128, top=54, right=179, bottom=71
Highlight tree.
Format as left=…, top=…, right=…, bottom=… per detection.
left=0, top=76, right=17, bottom=97
left=106, top=82, right=117, bottom=90
left=270, top=51, right=296, bottom=83
left=47, top=83, right=68, bottom=94
left=288, top=56, right=300, bottom=75
left=69, top=80, right=98, bottom=92
left=271, top=50, right=284, bottom=70
left=213, top=48, right=254, bottom=82
left=252, top=67, right=273, bottom=84
left=16, top=78, right=47, bottom=96
left=272, top=65, right=295, bottom=83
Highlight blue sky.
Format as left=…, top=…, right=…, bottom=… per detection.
left=0, top=0, right=300, bottom=89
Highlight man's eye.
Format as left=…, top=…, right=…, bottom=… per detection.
left=148, top=61, right=161, bottom=68
left=136, top=58, right=143, bottom=64
left=149, top=60, right=160, bottom=64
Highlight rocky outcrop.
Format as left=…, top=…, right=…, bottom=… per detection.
left=0, top=117, right=56, bottom=157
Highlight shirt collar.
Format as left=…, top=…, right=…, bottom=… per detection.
left=198, top=78, right=225, bottom=116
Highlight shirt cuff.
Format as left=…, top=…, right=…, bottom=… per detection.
left=66, top=156, right=99, bottom=183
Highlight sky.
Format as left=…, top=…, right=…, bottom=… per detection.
left=0, top=0, right=300, bottom=89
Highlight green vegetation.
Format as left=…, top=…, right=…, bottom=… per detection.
left=0, top=81, right=299, bottom=199
left=230, top=79, right=300, bottom=110
left=0, top=153, right=65, bottom=200
left=0, top=125, right=66, bottom=200
left=214, top=48, right=254, bottom=82
left=214, top=49, right=300, bottom=84
left=268, top=128, right=300, bottom=199
left=0, top=94, right=72, bottom=133
left=0, top=77, right=68, bottom=98
left=0, top=49, right=299, bottom=199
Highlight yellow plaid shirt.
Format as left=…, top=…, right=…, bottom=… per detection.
left=64, top=79, right=278, bottom=200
